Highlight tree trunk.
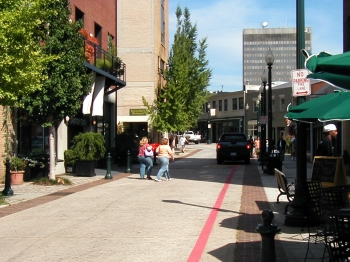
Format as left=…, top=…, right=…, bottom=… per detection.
left=49, top=124, right=56, bottom=180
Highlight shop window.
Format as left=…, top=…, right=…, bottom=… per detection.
left=232, top=98, right=237, bottom=110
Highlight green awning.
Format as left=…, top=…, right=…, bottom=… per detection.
left=285, top=91, right=350, bottom=123
left=303, top=50, right=350, bottom=89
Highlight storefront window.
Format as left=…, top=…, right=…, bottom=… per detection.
left=18, top=110, right=49, bottom=154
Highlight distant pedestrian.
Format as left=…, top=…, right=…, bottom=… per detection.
left=137, top=137, right=153, bottom=179
left=154, top=137, right=174, bottom=182
left=179, top=134, right=188, bottom=153
left=254, top=137, right=260, bottom=158
left=277, top=134, right=286, bottom=162
left=175, top=135, right=179, bottom=149
left=169, top=135, right=175, bottom=151
left=248, top=136, right=254, bottom=157
left=291, top=135, right=296, bottom=160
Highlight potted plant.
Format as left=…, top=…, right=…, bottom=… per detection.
left=70, top=132, right=106, bottom=177
left=64, top=149, right=78, bottom=173
left=10, top=156, right=26, bottom=185
left=20, top=153, right=49, bottom=181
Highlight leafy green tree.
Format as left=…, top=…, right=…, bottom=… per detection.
left=0, top=0, right=54, bottom=106
left=144, top=6, right=211, bottom=133
left=21, top=0, right=92, bottom=179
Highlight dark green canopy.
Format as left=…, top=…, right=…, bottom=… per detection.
left=285, top=91, right=350, bottom=123
left=303, top=50, right=350, bottom=89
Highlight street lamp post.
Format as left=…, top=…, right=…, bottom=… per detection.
left=256, top=96, right=261, bottom=138
left=245, top=103, right=249, bottom=136
left=260, top=70, right=267, bottom=171
left=265, top=47, right=274, bottom=155
left=207, top=103, right=211, bottom=144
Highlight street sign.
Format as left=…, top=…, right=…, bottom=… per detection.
left=260, top=116, right=268, bottom=124
left=291, top=69, right=311, bottom=97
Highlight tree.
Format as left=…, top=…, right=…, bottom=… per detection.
left=0, top=0, right=54, bottom=106
left=144, top=6, right=212, bottom=132
left=21, top=0, right=92, bottom=179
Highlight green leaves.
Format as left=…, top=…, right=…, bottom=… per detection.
left=20, top=0, right=92, bottom=126
left=146, top=6, right=211, bottom=133
left=0, top=0, right=55, bottom=106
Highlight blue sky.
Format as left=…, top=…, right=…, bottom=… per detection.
left=169, top=0, right=343, bottom=92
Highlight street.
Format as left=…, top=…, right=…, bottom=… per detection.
left=0, top=144, right=243, bottom=261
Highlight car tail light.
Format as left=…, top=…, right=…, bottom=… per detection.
left=217, top=143, right=222, bottom=149
left=246, top=144, right=250, bottom=150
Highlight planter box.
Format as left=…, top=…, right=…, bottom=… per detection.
left=75, top=160, right=96, bottom=177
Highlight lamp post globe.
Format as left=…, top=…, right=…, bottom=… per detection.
left=207, top=103, right=211, bottom=144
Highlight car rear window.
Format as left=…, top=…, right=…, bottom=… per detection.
left=220, top=135, right=246, bottom=141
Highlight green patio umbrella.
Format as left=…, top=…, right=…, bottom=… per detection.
left=285, top=91, right=350, bottom=122
left=303, top=50, right=350, bottom=89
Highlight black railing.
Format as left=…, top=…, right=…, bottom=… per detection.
left=83, top=38, right=126, bottom=82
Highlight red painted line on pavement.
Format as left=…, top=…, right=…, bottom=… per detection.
left=187, top=166, right=236, bottom=262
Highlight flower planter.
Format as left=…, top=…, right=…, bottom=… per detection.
left=10, top=171, right=25, bottom=185
left=75, top=160, right=96, bottom=177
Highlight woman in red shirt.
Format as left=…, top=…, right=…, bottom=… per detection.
left=137, top=137, right=153, bottom=179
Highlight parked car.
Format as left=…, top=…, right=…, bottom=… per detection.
left=216, top=133, right=251, bottom=165
left=184, top=131, right=201, bottom=144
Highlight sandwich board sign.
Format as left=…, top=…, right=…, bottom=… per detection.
left=291, top=69, right=311, bottom=97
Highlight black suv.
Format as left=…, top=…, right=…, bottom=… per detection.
left=216, top=133, right=251, bottom=165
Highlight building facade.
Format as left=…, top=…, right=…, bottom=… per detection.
left=200, top=81, right=349, bottom=162
left=344, top=0, right=350, bottom=52
left=198, top=91, right=245, bottom=143
left=0, top=1, right=126, bottom=180
left=116, top=0, right=169, bottom=142
left=243, top=27, right=312, bottom=86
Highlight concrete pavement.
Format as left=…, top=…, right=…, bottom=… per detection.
left=0, top=144, right=324, bottom=261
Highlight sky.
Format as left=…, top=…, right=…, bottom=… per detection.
left=169, top=0, right=343, bottom=92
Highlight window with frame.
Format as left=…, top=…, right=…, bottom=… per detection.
left=75, top=7, right=84, bottom=22
left=232, top=98, right=237, bottom=110
left=280, top=97, right=285, bottom=111
left=159, top=58, right=165, bottom=75
left=224, top=99, right=228, bottom=111
left=213, top=100, right=217, bottom=109
left=219, top=100, right=222, bottom=111
left=161, top=0, right=165, bottom=44
left=239, top=97, right=244, bottom=110
left=94, top=23, right=102, bottom=47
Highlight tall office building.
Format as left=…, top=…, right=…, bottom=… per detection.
left=344, top=0, right=350, bottom=52
left=243, top=27, right=312, bottom=86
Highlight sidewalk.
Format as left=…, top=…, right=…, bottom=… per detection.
left=0, top=147, right=322, bottom=261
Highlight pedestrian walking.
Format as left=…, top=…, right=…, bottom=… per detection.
left=155, top=137, right=174, bottom=182
left=291, top=135, right=296, bottom=160
left=137, top=137, right=153, bottom=179
left=277, top=134, right=286, bottom=162
left=248, top=135, right=254, bottom=157
left=319, top=124, right=338, bottom=156
left=179, top=134, right=188, bottom=153
left=254, top=137, right=260, bottom=158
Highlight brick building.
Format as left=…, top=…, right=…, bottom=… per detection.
left=1, top=0, right=127, bottom=180
left=116, top=0, right=169, bottom=142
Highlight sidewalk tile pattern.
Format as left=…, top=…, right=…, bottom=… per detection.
left=235, top=163, right=288, bottom=261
